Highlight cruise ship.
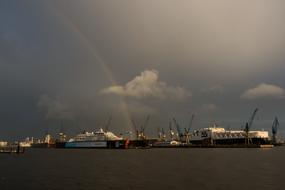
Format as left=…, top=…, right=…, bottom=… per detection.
left=65, top=128, right=127, bottom=148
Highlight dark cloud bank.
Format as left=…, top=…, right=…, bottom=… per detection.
left=1, top=0, right=285, bottom=140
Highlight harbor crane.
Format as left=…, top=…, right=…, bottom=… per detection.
left=157, top=127, right=166, bottom=141
left=169, top=121, right=175, bottom=141
left=131, top=119, right=139, bottom=140
left=173, top=118, right=183, bottom=141
left=272, top=117, right=280, bottom=144
left=184, top=114, right=195, bottom=144
left=131, top=115, right=150, bottom=140
left=244, top=108, right=258, bottom=144
left=161, top=128, right=166, bottom=141
left=157, top=127, right=162, bottom=139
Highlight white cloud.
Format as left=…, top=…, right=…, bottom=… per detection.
left=241, top=83, right=285, bottom=99
left=101, top=69, right=191, bottom=101
left=201, top=85, right=224, bottom=94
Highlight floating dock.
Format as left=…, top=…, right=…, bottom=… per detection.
left=151, top=143, right=274, bottom=148
left=30, top=139, right=276, bottom=149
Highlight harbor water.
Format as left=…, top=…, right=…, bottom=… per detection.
left=1, top=147, right=285, bottom=190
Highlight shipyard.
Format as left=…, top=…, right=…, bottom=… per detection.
left=2, top=1, right=285, bottom=190
left=1, top=108, right=283, bottom=153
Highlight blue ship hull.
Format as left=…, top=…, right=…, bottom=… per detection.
left=65, top=141, right=107, bottom=148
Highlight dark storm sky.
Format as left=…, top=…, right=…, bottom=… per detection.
left=1, top=0, right=285, bottom=140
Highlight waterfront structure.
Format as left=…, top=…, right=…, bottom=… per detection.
left=0, top=141, right=8, bottom=147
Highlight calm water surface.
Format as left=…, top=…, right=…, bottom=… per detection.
left=1, top=147, right=285, bottom=190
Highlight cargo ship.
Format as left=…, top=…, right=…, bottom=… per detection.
left=189, top=124, right=270, bottom=145
left=65, top=128, right=128, bottom=149
left=169, top=108, right=271, bottom=147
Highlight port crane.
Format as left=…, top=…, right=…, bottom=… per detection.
left=157, top=127, right=162, bottom=139
left=244, top=108, right=258, bottom=144
left=272, top=117, right=280, bottom=144
left=173, top=118, right=183, bottom=141
left=131, top=119, right=140, bottom=140
left=172, top=114, right=195, bottom=143
left=184, top=114, right=195, bottom=144
left=131, top=115, right=150, bottom=140
left=157, top=127, right=166, bottom=141
left=169, top=121, right=175, bottom=141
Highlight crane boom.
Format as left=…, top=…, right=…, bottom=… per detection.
left=141, top=115, right=150, bottom=132
left=131, top=119, right=138, bottom=131
left=247, top=108, right=258, bottom=131
left=272, top=117, right=279, bottom=135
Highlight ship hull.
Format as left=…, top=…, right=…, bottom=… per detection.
left=65, top=140, right=127, bottom=149
left=65, top=141, right=107, bottom=148
left=55, top=142, right=66, bottom=148
left=190, top=137, right=270, bottom=145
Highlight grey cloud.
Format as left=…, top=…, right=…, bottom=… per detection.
left=200, top=103, right=220, bottom=112
left=118, top=101, right=157, bottom=116
left=201, top=85, right=225, bottom=94
left=1, top=1, right=285, bottom=140
left=37, top=94, right=74, bottom=120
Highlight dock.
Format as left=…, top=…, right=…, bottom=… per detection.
left=0, top=145, right=25, bottom=154
left=151, top=144, right=275, bottom=148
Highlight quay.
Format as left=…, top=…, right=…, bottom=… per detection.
left=152, top=143, right=274, bottom=148
left=0, top=145, right=25, bottom=154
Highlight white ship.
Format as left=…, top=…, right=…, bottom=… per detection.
left=190, top=124, right=269, bottom=145
left=65, top=128, right=123, bottom=148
